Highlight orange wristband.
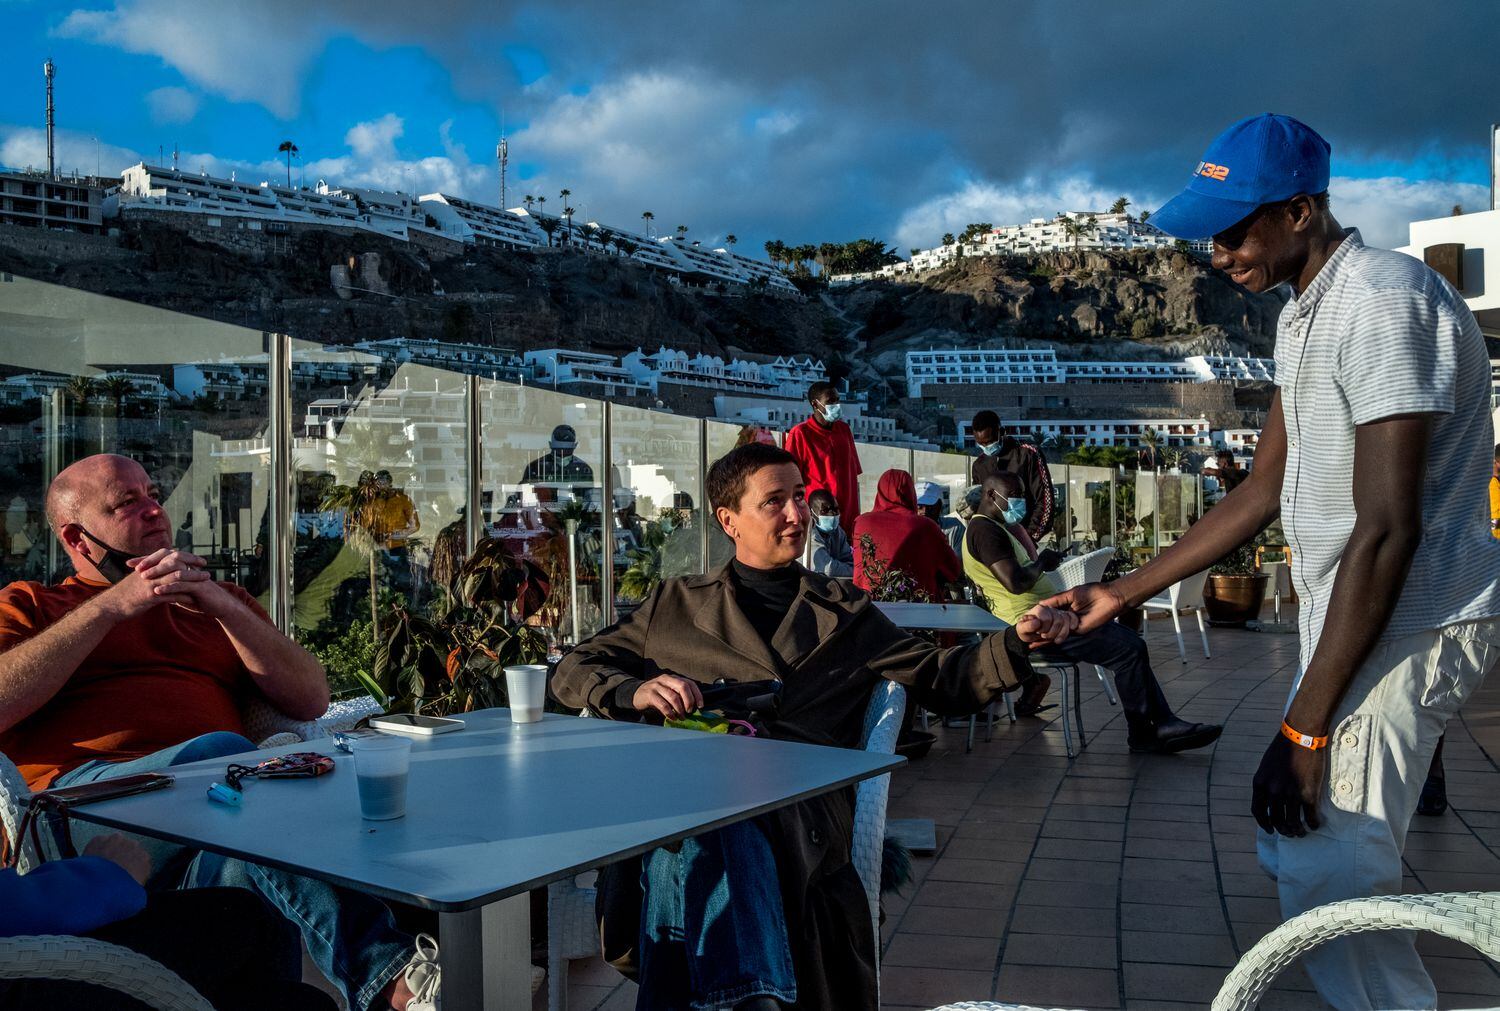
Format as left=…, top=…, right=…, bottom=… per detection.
left=1281, top=720, right=1328, bottom=751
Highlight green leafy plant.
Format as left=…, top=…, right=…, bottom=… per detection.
left=618, top=519, right=668, bottom=602
left=373, top=537, right=551, bottom=715
left=1209, top=541, right=1258, bottom=576
left=857, top=533, right=931, bottom=603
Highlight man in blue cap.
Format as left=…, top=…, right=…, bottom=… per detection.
left=1041, top=113, right=1500, bottom=1009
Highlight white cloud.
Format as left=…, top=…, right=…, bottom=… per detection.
left=893, top=176, right=1160, bottom=250
left=0, top=124, right=141, bottom=177
left=344, top=113, right=403, bottom=161
left=57, top=1, right=326, bottom=118
left=1327, top=175, right=1489, bottom=250
left=144, top=85, right=200, bottom=125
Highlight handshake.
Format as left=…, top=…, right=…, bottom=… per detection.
left=1011, top=581, right=1126, bottom=649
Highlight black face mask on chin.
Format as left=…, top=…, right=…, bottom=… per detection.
left=78, top=529, right=136, bottom=584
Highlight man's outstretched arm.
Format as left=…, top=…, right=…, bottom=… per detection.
left=1252, top=414, right=1432, bottom=838
left=1043, top=392, right=1289, bottom=633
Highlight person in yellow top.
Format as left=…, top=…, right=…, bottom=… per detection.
left=962, top=471, right=1221, bottom=753
left=373, top=470, right=419, bottom=550
left=1490, top=446, right=1500, bottom=539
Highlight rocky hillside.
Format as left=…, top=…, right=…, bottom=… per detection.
left=831, top=248, right=1287, bottom=376
left=0, top=223, right=1284, bottom=392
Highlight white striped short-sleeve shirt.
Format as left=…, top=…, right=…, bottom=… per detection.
left=1275, top=229, right=1500, bottom=671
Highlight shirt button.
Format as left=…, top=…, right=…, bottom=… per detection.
left=1342, top=733, right=1358, bottom=748
left=1336, top=780, right=1353, bottom=795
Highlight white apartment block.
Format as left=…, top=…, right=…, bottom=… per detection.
left=1214, top=428, right=1261, bottom=460
left=116, top=164, right=417, bottom=240
left=0, top=372, right=74, bottom=406
left=421, top=194, right=545, bottom=250
left=620, top=347, right=830, bottom=398
left=173, top=349, right=380, bottom=401
left=351, top=338, right=532, bottom=382
left=990, top=416, right=1214, bottom=449
left=713, top=394, right=906, bottom=444
left=905, top=348, right=1275, bottom=397
left=835, top=212, right=1212, bottom=284
left=524, top=349, right=652, bottom=398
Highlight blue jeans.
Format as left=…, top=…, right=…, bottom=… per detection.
left=638, top=820, right=797, bottom=1010
left=54, top=733, right=411, bottom=1011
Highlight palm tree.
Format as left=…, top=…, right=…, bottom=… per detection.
left=320, top=469, right=407, bottom=638
left=725, top=234, right=737, bottom=249
left=675, top=225, right=688, bottom=241
left=1110, top=197, right=1131, bottom=215
left=523, top=195, right=535, bottom=212
left=941, top=233, right=955, bottom=247
left=616, top=237, right=639, bottom=260
left=641, top=210, right=655, bottom=237
left=536, top=217, right=560, bottom=247
left=1139, top=208, right=1151, bottom=224
left=98, top=375, right=136, bottom=418
left=277, top=140, right=299, bottom=188
left=562, top=206, right=576, bottom=246
left=66, top=375, right=100, bottom=450
left=1062, top=217, right=1084, bottom=250
left=1138, top=427, right=1162, bottom=470
left=536, top=195, right=546, bottom=216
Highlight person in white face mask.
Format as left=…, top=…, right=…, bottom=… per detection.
left=783, top=381, right=863, bottom=535
left=969, top=410, right=1054, bottom=542
left=962, top=471, right=1222, bottom=750
left=807, top=489, right=853, bottom=577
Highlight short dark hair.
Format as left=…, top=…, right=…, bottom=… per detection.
left=807, top=381, right=836, bottom=405
left=808, top=488, right=837, bottom=511
left=972, top=410, right=1000, bottom=432
left=981, top=470, right=1023, bottom=497
left=1494, top=444, right=1500, bottom=461
left=708, top=443, right=801, bottom=513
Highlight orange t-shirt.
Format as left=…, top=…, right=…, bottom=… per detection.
left=0, top=577, right=264, bottom=789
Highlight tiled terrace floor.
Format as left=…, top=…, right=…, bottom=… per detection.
left=547, top=611, right=1500, bottom=1010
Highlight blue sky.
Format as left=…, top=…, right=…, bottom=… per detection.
left=1, top=1, right=1495, bottom=254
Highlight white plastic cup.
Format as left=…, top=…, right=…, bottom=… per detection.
left=505, top=664, right=548, bottom=723
left=349, top=734, right=411, bottom=820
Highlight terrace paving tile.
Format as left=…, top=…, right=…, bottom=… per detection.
left=552, top=614, right=1500, bottom=1011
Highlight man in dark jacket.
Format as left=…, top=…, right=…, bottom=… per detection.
left=552, top=443, right=1074, bottom=1010
left=970, top=410, right=1054, bottom=542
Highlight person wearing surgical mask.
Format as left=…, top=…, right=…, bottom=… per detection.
left=969, top=409, right=1054, bottom=542
left=962, top=470, right=1222, bottom=751
left=806, top=489, right=853, bottom=577
left=783, top=381, right=863, bottom=536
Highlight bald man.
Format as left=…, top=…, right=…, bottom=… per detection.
left=0, top=455, right=438, bottom=1011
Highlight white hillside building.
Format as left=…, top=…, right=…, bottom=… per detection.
left=905, top=348, right=1275, bottom=398
left=419, top=194, right=544, bottom=250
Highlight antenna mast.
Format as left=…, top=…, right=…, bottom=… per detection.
left=43, top=59, right=56, bottom=180
left=497, top=135, right=509, bottom=210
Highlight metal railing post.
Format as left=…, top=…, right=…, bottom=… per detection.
left=1109, top=471, right=1118, bottom=548
left=600, top=403, right=614, bottom=626
left=566, top=518, right=581, bottom=646
left=698, top=419, right=709, bottom=572
left=267, top=332, right=293, bottom=633
left=1059, top=464, right=1069, bottom=546
left=464, top=375, right=482, bottom=553
left=44, top=390, right=63, bottom=579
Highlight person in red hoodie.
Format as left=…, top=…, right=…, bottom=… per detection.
left=853, top=470, right=961, bottom=601
left=783, top=381, right=862, bottom=533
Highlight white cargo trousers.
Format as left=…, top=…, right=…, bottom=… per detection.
left=1258, top=620, right=1500, bottom=1011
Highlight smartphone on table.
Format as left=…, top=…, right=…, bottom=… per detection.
left=367, top=714, right=465, bottom=737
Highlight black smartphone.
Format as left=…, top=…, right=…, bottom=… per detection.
left=39, top=773, right=175, bottom=807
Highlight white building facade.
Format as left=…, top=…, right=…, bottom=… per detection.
left=905, top=348, right=1275, bottom=398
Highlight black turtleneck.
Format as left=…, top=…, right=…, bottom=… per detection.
left=730, top=558, right=803, bottom=647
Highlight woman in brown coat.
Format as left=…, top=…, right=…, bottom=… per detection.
left=552, top=443, right=1074, bottom=1009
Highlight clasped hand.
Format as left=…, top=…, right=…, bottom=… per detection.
left=106, top=549, right=230, bottom=617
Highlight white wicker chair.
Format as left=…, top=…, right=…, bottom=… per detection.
left=927, top=891, right=1500, bottom=1011
left=1212, top=890, right=1500, bottom=1011
left=545, top=680, right=908, bottom=1011
left=0, top=935, right=215, bottom=1010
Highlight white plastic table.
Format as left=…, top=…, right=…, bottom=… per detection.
left=64, top=710, right=903, bottom=1010
left=876, top=601, right=1008, bottom=633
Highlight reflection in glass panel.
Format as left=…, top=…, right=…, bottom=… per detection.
left=611, top=406, right=703, bottom=612
left=1067, top=464, right=1117, bottom=550
left=1127, top=470, right=1158, bottom=564
left=0, top=274, right=268, bottom=594
left=854, top=443, right=911, bottom=523
left=702, top=419, right=766, bottom=571
left=289, top=356, right=467, bottom=693
left=480, top=383, right=606, bottom=644
left=911, top=448, right=972, bottom=559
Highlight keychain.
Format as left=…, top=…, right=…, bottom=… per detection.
left=208, top=752, right=336, bottom=806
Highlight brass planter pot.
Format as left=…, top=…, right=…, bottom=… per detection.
left=1204, top=574, right=1270, bottom=627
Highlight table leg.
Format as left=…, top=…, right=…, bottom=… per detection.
left=439, top=892, right=531, bottom=1010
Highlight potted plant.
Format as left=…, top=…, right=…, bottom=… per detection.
left=1203, top=541, right=1270, bottom=627
left=372, top=537, right=552, bottom=715
left=1101, top=549, right=1144, bottom=633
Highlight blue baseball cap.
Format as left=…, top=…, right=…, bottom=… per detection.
left=1149, top=114, right=1331, bottom=240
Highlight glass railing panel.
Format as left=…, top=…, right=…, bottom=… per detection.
left=911, top=449, right=974, bottom=519
left=0, top=273, right=268, bottom=593
left=854, top=443, right=912, bottom=521
left=479, top=382, right=607, bottom=644
left=289, top=352, right=467, bottom=693
left=1065, top=464, right=1117, bottom=550
left=610, top=406, right=704, bottom=608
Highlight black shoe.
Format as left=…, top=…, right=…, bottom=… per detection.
left=1416, top=774, right=1448, bottom=816
left=1127, top=716, right=1223, bottom=754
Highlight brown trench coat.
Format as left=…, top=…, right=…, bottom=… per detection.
left=551, top=562, right=1035, bottom=1009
